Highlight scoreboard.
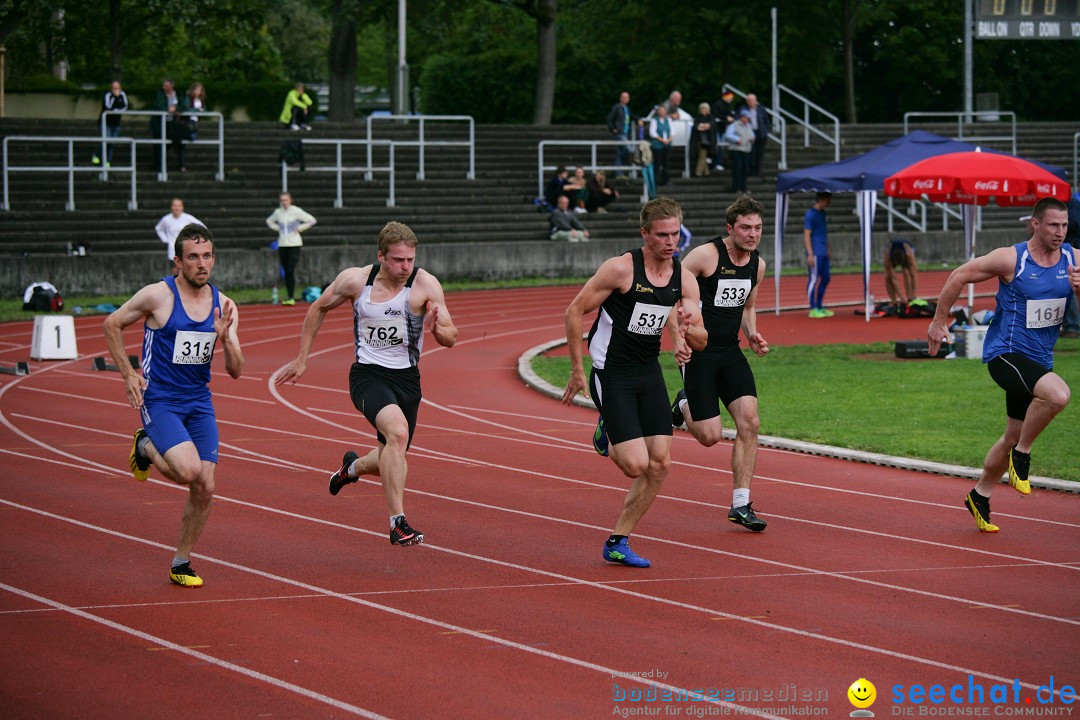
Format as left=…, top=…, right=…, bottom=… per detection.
left=976, top=0, right=1080, bottom=38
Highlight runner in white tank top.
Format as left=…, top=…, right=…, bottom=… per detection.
left=277, top=222, right=457, bottom=548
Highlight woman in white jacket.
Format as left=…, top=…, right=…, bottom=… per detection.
left=266, top=192, right=317, bottom=305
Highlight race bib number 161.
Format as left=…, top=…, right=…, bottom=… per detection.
left=628, top=302, right=673, bottom=336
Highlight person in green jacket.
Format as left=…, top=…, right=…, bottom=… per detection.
left=280, top=82, right=313, bottom=131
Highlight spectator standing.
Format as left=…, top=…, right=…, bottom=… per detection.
left=91, top=81, right=128, bottom=167
left=265, top=192, right=317, bottom=305
left=606, top=91, right=638, bottom=177
left=804, top=192, right=833, bottom=317
left=662, top=90, right=691, bottom=121
left=744, top=93, right=772, bottom=177
left=649, top=105, right=673, bottom=186
left=723, top=110, right=754, bottom=194
left=175, top=82, right=207, bottom=173
left=280, top=82, right=314, bottom=131
left=155, top=198, right=201, bottom=266
left=549, top=196, right=589, bottom=242
left=585, top=170, right=620, bottom=213
left=690, top=102, right=717, bottom=177
left=151, top=79, right=187, bottom=172
left=712, top=90, right=737, bottom=171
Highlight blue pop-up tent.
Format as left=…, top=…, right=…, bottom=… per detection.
left=773, top=130, right=1068, bottom=319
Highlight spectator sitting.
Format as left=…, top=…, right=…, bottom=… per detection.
left=585, top=170, right=619, bottom=213
left=565, top=167, right=589, bottom=213
left=549, top=195, right=590, bottom=242
left=544, top=165, right=573, bottom=209
left=690, top=102, right=718, bottom=177
left=280, top=82, right=313, bottom=131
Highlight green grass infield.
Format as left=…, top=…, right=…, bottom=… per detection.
left=531, top=341, right=1080, bottom=482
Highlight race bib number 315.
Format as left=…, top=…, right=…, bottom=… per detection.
left=172, top=330, right=216, bottom=365
left=714, top=279, right=751, bottom=307
left=1026, top=298, right=1066, bottom=329
left=628, top=302, right=673, bottom=336
left=361, top=316, right=407, bottom=348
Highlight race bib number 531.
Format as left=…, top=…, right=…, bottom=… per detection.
left=172, top=330, right=216, bottom=365
left=628, top=302, right=673, bottom=336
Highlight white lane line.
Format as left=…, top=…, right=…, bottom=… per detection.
left=0, top=447, right=113, bottom=475
left=8, top=386, right=1080, bottom=621
left=0, top=500, right=783, bottom=719
left=1, top=498, right=1067, bottom=702
left=0, top=581, right=391, bottom=720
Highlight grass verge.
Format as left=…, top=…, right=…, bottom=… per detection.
left=531, top=341, right=1080, bottom=482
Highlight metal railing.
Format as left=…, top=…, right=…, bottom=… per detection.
left=721, top=83, right=788, bottom=169
left=775, top=83, right=839, bottom=162
left=1073, top=132, right=1079, bottom=188
left=903, top=111, right=1017, bottom=156
left=878, top=196, right=980, bottom=234
left=281, top=139, right=396, bottom=207
left=100, top=110, right=225, bottom=182
left=2, top=135, right=138, bottom=211
left=365, top=114, right=474, bottom=181
left=537, top=140, right=651, bottom=205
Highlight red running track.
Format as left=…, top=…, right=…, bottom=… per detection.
left=0, top=276, right=1076, bottom=720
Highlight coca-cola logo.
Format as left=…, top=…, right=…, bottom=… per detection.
left=973, top=180, right=999, bottom=191
left=1035, top=182, right=1053, bottom=194
left=912, top=179, right=935, bottom=189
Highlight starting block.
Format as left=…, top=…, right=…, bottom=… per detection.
left=0, top=361, right=30, bottom=376
left=92, top=355, right=139, bottom=372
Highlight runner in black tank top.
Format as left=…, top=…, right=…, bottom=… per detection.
left=673, top=196, right=771, bottom=532
left=562, top=197, right=707, bottom=568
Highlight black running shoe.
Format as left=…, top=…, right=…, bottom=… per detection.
left=728, top=502, right=767, bottom=532
left=671, top=389, right=687, bottom=428
left=1008, top=447, right=1031, bottom=495
left=964, top=490, right=999, bottom=533
left=329, top=450, right=360, bottom=496
left=390, top=517, right=424, bottom=546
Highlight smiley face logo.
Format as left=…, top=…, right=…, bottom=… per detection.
left=848, top=678, right=877, bottom=709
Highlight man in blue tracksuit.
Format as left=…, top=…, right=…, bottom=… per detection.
left=928, top=197, right=1079, bottom=533
left=804, top=192, right=832, bottom=318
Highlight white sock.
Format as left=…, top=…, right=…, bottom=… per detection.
left=390, top=513, right=404, bottom=530
left=678, top=398, right=689, bottom=413
left=733, top=489, right=750, bottom=508
left=347, top=458, right=360, bottom=478
left=171, top=555, right=188, bottom=569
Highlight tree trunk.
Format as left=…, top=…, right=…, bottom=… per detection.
left=842, top=0, right=857, bottom=124
left=532, top=0, right=556, bottom=125
left=328, top=0, right=358, bottom=123
left=108, top=0, right=122, bottom=80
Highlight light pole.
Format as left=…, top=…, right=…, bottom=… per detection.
left=395, top=0, right=409, bottom=115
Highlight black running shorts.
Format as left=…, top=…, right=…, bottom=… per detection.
left=589, top=362, right=672, bottom=446
left=349, top=362, right=422, bottom=447
left=986, top=352, right=1051, bottom=421
left=682, top=345, right=757, bottom=422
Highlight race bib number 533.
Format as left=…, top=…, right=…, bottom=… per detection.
left=172, top=330, right=216, bottom=365
left=627, top=302, right=673, bottom=336
left=714, top=279, right=751, bottom=307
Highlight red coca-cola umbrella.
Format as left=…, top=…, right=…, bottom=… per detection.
left=883, top=149, right=1071, bottom=306
left=883, top=149, right=1070, bottom=206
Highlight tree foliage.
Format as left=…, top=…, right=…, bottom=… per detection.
left=3, top=0, right=1078, bottom=124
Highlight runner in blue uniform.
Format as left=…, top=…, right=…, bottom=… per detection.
left=928, top=197, right=1079, bottom=532
left=104, top=223, right=245, bottom=587
left=671, top=196, right=770, bottom=532
left=277, top=222, right=457, bottom=548
left=562, top=197, right=707, bottom=568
